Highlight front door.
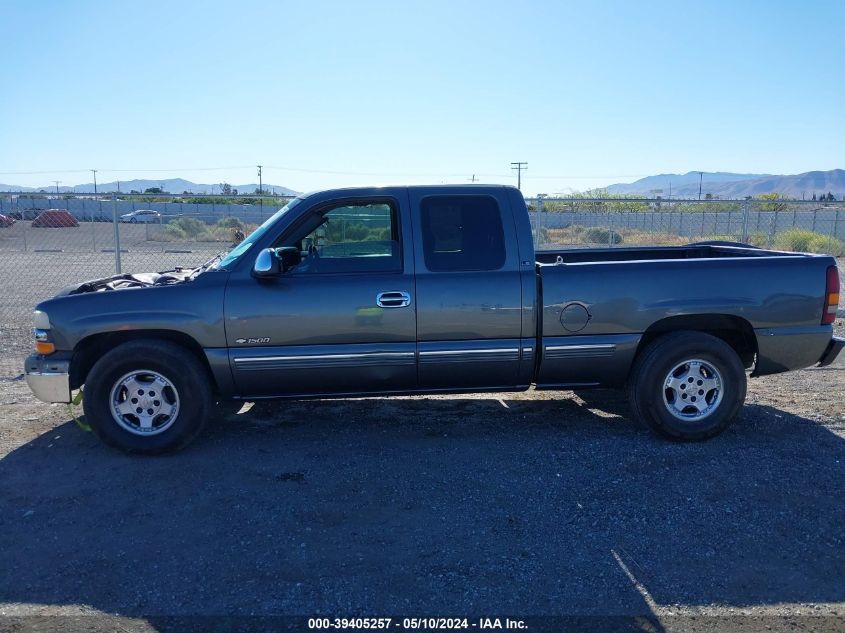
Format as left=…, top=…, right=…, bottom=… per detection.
left=225, top=195, right=417, bottom=397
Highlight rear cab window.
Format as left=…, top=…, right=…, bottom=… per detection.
left=420, top=195, right=506, bottom=272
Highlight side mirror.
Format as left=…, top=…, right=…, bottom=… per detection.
left=252, top=248, right=281, bottom=278
left=252, top=247, right=302, bottom=278
left=276, top=246, right=302, bottom=272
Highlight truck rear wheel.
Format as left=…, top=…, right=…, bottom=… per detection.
left=627, top=331, right=746, bottom=441
left=82, top=340, right=211, bottom=454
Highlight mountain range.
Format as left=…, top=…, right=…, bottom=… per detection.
left=606, top=169, right=845, bottom=199
left=2, top=170, right=844, bottom=199
left=0, top=178, right=298, bottom=196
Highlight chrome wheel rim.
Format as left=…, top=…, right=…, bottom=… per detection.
left=109, top=370, right=180, bottom=436
left=662, top=358, right=723, bottom=421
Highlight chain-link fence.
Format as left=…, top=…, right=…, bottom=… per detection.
left=0, top=193, right=293, bottom=378
left=527, top=198, right=845, bottom=252
left=1, top=193, right=843, bottom=379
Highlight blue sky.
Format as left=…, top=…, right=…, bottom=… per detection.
left=1, top=0, right=843, bottom=195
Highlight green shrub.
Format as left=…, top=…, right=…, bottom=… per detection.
left=165, top=217, right=207, bottom=238
left=774, top=228, right=815, bottom=252
left=705, top=232, right=771, bottom=247
left=163, top=224, right=187, bottom=239
left=773, top=228, right=843, bottom=255
left=747, top=232, right=769, bottom=247
left=807, top=234, right=844, bottom=256
left=216, top=217, right=244, bottom=230
left=582, top=226, right=623, bottom=245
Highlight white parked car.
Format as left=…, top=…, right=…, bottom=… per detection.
left=119, top=209, right=161, bottom=223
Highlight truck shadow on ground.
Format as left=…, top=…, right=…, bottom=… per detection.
left=1, top=394, right=844, bottom=624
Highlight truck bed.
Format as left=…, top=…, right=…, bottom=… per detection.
left=533, top=243, right=835, bottom=387
left=536, top=243, right=804, bottom=265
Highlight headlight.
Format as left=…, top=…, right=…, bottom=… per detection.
left=32, top=329, right=55, bottom=355
left=33, top=310, right=51, bottom=330
left=33, top=311, right=54, bottom=354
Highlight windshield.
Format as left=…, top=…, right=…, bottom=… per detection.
left=212, top=198, right=303, bottom=270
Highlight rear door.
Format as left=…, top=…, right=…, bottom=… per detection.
left=225, top=193, right=417, bottom=397
left=408, top=189, right=528, bottom=390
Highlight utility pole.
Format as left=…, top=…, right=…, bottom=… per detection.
left=257, top=164, right=263, bottom=220
left=511, top=162, right=528, bottom=190
left=54, top=181, right=61, bottom=195
left=91, top=169, right=98, bottom=194
left=698, top=171, right=703, bottom=200
left=469, top=174, right=478, bottom=183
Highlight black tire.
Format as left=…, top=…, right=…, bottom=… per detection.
left=627, top=331, right=746, bottom=441
left=83, top=340, right=212, bottom=454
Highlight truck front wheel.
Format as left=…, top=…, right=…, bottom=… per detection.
left=627, top=331, right=747, bottom=441
left=83, top=340, right=212, bottom=453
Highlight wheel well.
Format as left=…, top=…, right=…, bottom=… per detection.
left=636, top=314, right=758, bottom=369
left=70, top=330, right=216, bottom=391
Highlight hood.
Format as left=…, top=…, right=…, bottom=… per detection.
left=56, top=268, right=194, bottom=296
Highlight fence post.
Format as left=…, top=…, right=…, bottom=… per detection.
left=769, top=209, right=779, bottom=247
left=112, top=193, right=122, bottom=274
left=741, top=199, right=750, bottom=243
left=608, top=211, right=614, bottom=247
left=535, top=196, right=545, bottom=248
left=834, top=208, right=840, bottom=241
left=812, top=209, right=817, bottom=232
left=90, top=196, right=96, bottom=250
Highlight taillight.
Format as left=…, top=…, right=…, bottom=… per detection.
left=823, top=266, right=840, bottom=325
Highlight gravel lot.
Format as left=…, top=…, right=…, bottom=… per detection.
left=0, top=320, right=843, bottom=631
left=0, top=234, right=842, bottom=631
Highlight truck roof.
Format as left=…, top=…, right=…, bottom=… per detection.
left=298, top=183, right=519, bottom=200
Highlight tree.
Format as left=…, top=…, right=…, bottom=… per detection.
left=219, top=183, right=233, bottom=196
left=758, top=192, right=787, bottom=212
left=812, top=193, right=817, bottom=201
left=144, top=187, right=164, bottom=194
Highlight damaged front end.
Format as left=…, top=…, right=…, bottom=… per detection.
left=57, top=268, right=195, bottom=296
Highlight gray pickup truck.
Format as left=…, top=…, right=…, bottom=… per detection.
left=25, top=185, right=843, bottom=453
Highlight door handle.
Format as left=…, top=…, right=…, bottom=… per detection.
left=377, top=291, right=411, bottom=308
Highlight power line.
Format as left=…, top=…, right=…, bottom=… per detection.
left=0, top=164, right=657, bottom=183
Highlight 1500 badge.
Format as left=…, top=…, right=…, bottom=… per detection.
left=234, top=337, right=271, bottom=344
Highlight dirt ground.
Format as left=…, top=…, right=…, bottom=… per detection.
left=0, top=318, right=843, bottom=631
left=0, top=261, right=842, bottom=632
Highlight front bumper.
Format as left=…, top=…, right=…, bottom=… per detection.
left=24, top=353, right=71, bottom=403
left=818, top=336, right=845, bottom=367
